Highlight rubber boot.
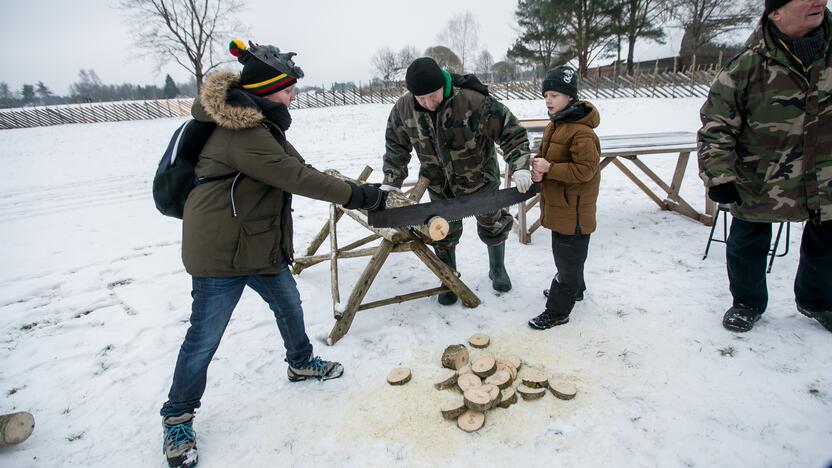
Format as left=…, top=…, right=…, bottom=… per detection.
left=434, top=246, right=458, bottom=305
left=488, top=242, right=512, bottom=292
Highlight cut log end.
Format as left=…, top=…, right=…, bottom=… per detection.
left=468, top=333, right=490, bottom=348
left=548, top=379, right=578, bottom=400
left=463, top=388, right=493, bottom=412
left=517, top=384, right=546, bottom=401
left=427, top=216, right=450, bottom=241
left=441, top=344, right=470, bottom=370
left=457, top=373, right=483, bottom=393
left=498, top=387, right=518, bottom=408
left=387, top=367, right=412, bottom=385
left=521, top=369, right=549, bottom=389
left=457, top=410, right=485, bottom=433
left=0, top=411, right=35, bottom=446
left=440, top=396, right=467, bottom=420
left=472, top=355, right=497, bottom=378
left=485, top=370, right=511, bottom=390
left=433, top=369, right=458, bottom=390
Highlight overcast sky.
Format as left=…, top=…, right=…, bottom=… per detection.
left=1, top=0, right=682, bottom=95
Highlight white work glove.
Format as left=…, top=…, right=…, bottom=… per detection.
left=379, top=184, right=401, bottom=192
left=511, top=169, right=533, bottom=193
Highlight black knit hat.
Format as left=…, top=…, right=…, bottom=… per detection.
left=766, top=0, right=791, bottom=13
left=405, top=57, right=445, bottom=96
left=229, top=40, right=304, bottom=96
left=541, top=66, right=578, bottom=99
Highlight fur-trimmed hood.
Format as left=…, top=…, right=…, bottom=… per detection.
left=192, top=71, right=265, bottom=129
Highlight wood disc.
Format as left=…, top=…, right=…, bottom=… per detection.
left=498, top=387, right=518, bottom=408
left=521, top=369, right=549, bottom=389
left=433, top=369, right=458, bottom=390
left=517, top=384, right=546, bottom=400
left=387, top=367, right=412, bottom=385
left=463, top=388, right=492, bottom=412
left=457, top=373, right=482, bottom=392
left=517, top=385, right=546, bottom=401
left=496, top=361, right=517, bottom=383
left=468, top=333, right=490, bottom=348
left=472, top=355, right=497, bottom=378
left=485, top=370, right=511, bottom=390
left=480, top=383, right=501, bottom=409
left=457, top=410, right=485, bottom=433
left=456, top=363, right=474, bottom=376
left=500, top=354, right=522, bottom=371
left=440, top=396, right=467, bottom=420
left=548, top=378, right=578, bottom=400
left=441, top=344, right=470, bottom=370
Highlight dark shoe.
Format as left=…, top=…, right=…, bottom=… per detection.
left=722, top=305, right=763, bottom=332
left=528, top=309, right=570, bottom=330
left=434, top=246, right=458, bottom=305
left=488, top=242, right=512, bottom=292
left=796, top=304, right=832, bottom=332
left=543, top=289, right=584, bottom=301
left=163, top=412, right=197, bottom=468
left=288, top=356, right=344, bottom=382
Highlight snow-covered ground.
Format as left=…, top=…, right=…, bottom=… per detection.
left=1, top=98, right=830, bottom=468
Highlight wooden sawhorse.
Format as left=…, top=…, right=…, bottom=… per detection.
left=293, top=166, right=481, bottom=345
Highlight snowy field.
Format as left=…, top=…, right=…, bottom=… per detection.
left=1, top=98, right=830, bottom=468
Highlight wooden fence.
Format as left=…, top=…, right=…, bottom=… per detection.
left=0, top=68, right=719, bottom=130
left=0, top=99, right=193, bottom=130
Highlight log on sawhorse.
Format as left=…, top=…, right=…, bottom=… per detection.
left=293, top=166, right=481, bottom=345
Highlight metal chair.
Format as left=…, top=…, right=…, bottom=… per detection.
left=702, top=204, right=791, bottom=273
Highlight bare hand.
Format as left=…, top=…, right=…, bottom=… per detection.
left=531, top=170, right=544, bottom=182
left=531, top=158, right=551, bottom=173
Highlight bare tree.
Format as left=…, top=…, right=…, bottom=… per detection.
left=424, top=45, right=463, bottom=73
left=674, top=0, right=756, bottom=60
left=474, top=50, right=495, bottom=80
left=437, top=11, right=480, bottom=72
left=120, top=0, right=246, bottom=91
left=371, top=45, right=418, bottom=81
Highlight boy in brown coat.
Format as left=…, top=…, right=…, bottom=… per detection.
left=528, top=66, right=601, bottom=330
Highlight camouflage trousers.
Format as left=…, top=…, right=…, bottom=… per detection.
left=428, top=186, right=514, bottom=249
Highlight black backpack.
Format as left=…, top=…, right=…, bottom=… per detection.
left=152, top=119, right=235, bottom=219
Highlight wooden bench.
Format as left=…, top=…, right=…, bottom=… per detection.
left=509, top=121, right=713, bottom=244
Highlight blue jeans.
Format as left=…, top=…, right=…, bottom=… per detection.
left=160, top=262, right=313, bottom=416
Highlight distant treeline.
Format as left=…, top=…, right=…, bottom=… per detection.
left=0, top=70, right=196, bottom=109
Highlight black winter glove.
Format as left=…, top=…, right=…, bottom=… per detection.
left=344, top=183, right=388, bottom=211
left=708, top=183, right=742, bottom=205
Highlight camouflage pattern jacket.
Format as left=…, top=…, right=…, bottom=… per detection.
left=698, top=12, right=832, bottom=223
left=382, top=87, right=530, bottom=196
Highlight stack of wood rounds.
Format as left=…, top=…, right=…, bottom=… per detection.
left=388, top=332, right=580, bottom=433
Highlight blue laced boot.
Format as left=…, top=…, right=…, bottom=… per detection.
left=163, top=412, right=198, bottom=468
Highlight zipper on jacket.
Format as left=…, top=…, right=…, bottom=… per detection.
left=230, top=173, right=242, bottom=217
left=575, top=194, right=582, bottom=235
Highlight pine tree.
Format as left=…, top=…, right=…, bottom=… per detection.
left=21, top=85, right=35, bottom=105
left=163, top=74, right=180, bottom=99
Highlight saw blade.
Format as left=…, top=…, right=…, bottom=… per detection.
left=368, top=184, right=539, bottom=228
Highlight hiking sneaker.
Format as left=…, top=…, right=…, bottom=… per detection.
left=162, top=412, right=197, bottom=468
left=528, top=309, right=570, bottom=330
left=722, top=305, right=763, bottom=333
left=288, top=356, right=344, bottom=382
left=796, top=304, right=832, bottom=332
left=543, top=289, right=585, bottom=301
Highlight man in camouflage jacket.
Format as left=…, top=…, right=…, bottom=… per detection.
left=382, top=57, right=532, bottom=304
left=698, top=0, right=832, bottom=333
